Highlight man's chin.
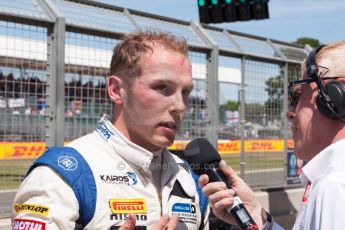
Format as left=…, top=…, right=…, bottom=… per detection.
left=155, top=137, right=175, bottom=149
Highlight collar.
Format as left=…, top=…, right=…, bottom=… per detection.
left=300, top=138, right=345, bottom=186
left=162, top=151, right=196, bottom=197
left=96, top=115, right=196, bottom=197
left=96, top=115, right=160, bottom=175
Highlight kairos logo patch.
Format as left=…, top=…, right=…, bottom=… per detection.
left=100, top=171, right=138, bottom=186
left=126, top=172, right=138, bottom=186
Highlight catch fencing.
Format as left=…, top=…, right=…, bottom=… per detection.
left=0, top=0, right=307, bottom=206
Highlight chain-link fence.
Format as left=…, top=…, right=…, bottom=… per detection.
left=0, top=0, right=306, bottom=210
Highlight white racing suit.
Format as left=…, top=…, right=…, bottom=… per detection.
left=12, top=116, right=209, bottom=229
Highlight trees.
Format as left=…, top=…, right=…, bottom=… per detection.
left=294, top=37, right=321, bottom=48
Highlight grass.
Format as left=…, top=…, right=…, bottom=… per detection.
left=0, top=152, right=286, bottom=190
left=0, top=159, right=34, bottom=190
left=221, top=152, right=285, bottom=172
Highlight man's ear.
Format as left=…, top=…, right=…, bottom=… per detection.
left=107, top=75, right=124, bottom=105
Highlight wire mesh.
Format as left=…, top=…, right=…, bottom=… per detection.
left=0, top=20, right=47, bottom=142
left=64, top=31, right=115, bottom=141
left=0, top=19, right=47, bottom=191
left=176, top=51, right=208, bottom=141
left=242, top=59, right=286, bottom=189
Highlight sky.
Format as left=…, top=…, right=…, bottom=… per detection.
left=100, top=0, right=345, bottom=45
left=98, top=0, right=345, bottom=104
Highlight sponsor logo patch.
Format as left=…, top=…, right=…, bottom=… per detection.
left=171, top=202, right=197, bottom=225
left=96, top=124, right=113, bottom=141
left=58, top=155, right=78, bottom=171
left=13, top=204, right=49, bottom=216
left=172, top=203, right=196, bottom=213
left=109, top=198, right=147, bottom=214
left=100, top=171, right=138, bottom=186
left=126, top=171, right=138, bottom=186
left=13, top=218, right=46, bottom=230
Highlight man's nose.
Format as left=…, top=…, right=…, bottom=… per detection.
left=171, top=93, right=187, bottom=114
left=286, top=106, right=295, bottom=120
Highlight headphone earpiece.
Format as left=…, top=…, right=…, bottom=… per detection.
left=316, top=81, right=345, bottom=119
left=307, top=45, right=345, bottom=120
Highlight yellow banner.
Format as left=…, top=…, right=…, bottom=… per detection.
left=0, top=142, right=46, bottom=159
left=169, top=139, right=294, bottom=154
left=0, top=140, right=295, bottom=159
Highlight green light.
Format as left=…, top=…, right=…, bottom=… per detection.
left=198, top=0, right=205, bottom=6
left=211, top=0, right=218, bottom=5
left=225, top=0, right=232, bottom=3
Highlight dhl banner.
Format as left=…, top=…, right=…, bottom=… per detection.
left=0, top=140, right=294, bottom=160
left=169, top=139, right=294, bottom=154
left=0, top=142, right=46, bottom=159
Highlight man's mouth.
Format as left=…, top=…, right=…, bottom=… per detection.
left=160, top=122, right=177, bottom=131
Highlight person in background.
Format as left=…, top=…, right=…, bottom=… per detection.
left=199, top=41, right=345, bottom=229
left=12, top=29, right=209, bottom=230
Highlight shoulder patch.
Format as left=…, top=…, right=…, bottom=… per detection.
left=58, top=155, right=78, bottom=171
left=27, top=146, right=96, bottom=227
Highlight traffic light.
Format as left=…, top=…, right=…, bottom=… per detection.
left=198, top=0, right=210, bottom=23
left=209, top=0, right=223, bottom=23
left=250, top=0, right=269, bottom=20
left=197, top=0, right=269, bottom=24
left=222, top=0, right=237, bottom=22
left=236, top=0, right=251, bottom=21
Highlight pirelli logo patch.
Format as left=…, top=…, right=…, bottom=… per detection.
left=109, top=198, right=147, bottom=214
left=13, top=204, right=49, bottom=216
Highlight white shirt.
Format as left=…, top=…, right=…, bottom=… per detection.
left=293, top=138, right=345, bottom=230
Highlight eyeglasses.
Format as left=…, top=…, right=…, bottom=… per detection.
left=288, top=77, right=345, bottom=108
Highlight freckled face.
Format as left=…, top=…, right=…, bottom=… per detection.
left=120, top=46, right=193, bottom=151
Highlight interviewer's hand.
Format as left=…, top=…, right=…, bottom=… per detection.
left=153, top=214, right=179, bottom=229
left=119, top=214, right=179, bottom=230
left=198, top=160, right=265, bottom=228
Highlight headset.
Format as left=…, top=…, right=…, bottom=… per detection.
left=306, top=45, right=345, bottom=122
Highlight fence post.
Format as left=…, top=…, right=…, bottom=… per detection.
left=239, top=56, right=246, bottom=179
left=42, top=0, right=66, bottom=147
left=190, top=21, right=219, bottom=148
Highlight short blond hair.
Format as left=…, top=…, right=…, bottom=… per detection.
left=109, top=29, right=188, bottom=83
left=316, top=41, right=345, bottom=77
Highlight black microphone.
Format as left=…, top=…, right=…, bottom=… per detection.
left=184, top=138, right=258, bottom=230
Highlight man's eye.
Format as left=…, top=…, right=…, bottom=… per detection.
left=154, top=85, right=170, bottom=94
left=182, top=89, right=191, bottom=98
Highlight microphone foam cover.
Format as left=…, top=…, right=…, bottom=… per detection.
left=184, top=138, right=221, bottom=166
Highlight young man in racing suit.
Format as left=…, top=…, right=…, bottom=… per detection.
left=12, top=30, right=209, bottom=230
